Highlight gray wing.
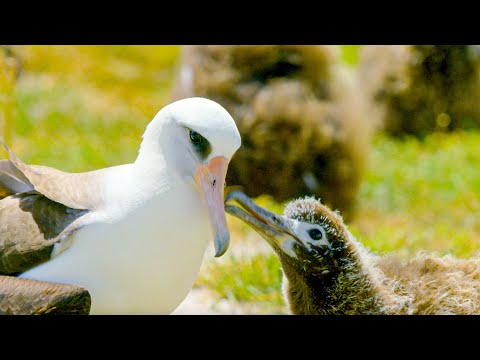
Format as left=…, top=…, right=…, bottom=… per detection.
left=0, top=140, right=110, bottom=275
left=2, top=140, right=106, bottom=210
left=0, top=275, right=91, bottom=314
left=0, top=192, right=90, bottom=275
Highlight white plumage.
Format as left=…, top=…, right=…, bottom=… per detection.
left=6, top=97, right=241, bottom=314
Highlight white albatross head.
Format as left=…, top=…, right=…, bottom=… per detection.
left=136, top=97, right=241, bottom=257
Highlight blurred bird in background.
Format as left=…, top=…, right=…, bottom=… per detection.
left=172, top=45, right=372, bottom=219
left=358, top=45, right=480, bottom=137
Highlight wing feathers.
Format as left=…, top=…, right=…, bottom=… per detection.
left=0, top=275, right=91, bottom=314
left=1, top=139, right=104, bottom=210
left=0, top=160, right=35, bottom=199
left=0, top=192, right=91, bottom=275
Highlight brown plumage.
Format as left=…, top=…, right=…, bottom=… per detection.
left=172, top=45, right=372, bottom=218
left=0, top=141, right=93, bottom=276
left=0, top=275, right=91, bottom=315
left=358, top=45, right=480, bottom=136
left=226, top=190, right=480, bottom=314
left=0, top=142, right=94, bottom=314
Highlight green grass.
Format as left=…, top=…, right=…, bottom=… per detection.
left=340, top=45, right=362, bottom=66
left=352, top=131, right=480, bottom=258
left=4, top=46, right=180, bottom=171
left=13, top=75, right=148, bottom=170
left=198, top=253, right=284, bottom=305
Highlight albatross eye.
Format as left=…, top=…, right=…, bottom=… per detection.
left=308, top=228, right=323, bottom=241
left=189, top=130, right=204, bottom=144
left=188, top=129, right=211, bottom=158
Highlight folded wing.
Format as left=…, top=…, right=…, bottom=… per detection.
left=0, top=141, right=100, bottom=275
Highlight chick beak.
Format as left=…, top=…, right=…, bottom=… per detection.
left=224, top=190, right=302, bottom=251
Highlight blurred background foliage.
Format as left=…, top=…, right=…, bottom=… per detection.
left=1, top=45, right=479, bottom=314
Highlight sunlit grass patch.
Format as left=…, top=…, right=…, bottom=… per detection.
left=0, top=48, right=16, bottom=145
left=3, top=45, right=181, bottom=170
left=340, top=45, right=362, bottom=66
left=10, top=74, right=148, bottom=171
left=197, top=252, right=285, bottom=309
left=354, top=130, right=480, bottom=258
left=16, top=45, right=180, bottom=117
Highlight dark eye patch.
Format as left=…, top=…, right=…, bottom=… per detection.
left=189, top=130, right=211, bottom=159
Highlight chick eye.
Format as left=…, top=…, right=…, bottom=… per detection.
left=308, top=228, right=323, bottom=240
left=189, top=130, right=204, bottom=144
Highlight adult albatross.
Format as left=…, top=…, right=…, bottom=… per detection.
left=0, top=97, right=241, bottom=314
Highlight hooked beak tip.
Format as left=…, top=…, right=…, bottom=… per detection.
left=214, top=232, right=230, bottom=257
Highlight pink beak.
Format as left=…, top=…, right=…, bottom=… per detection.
left=194, top=156, right=230, bottom=257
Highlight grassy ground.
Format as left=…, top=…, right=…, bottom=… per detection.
left=4, top=45, right=179, bottom=170
left=2, top=45, right=479, bottom=314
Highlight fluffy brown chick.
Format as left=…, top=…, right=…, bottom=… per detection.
left=226, top=190, right=480, bottom=315
left=172, top=45, right=372, bottom=219
left=358, top=45, right=480, bottom=136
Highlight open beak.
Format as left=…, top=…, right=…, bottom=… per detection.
left=195, top=156, right=230, bottom=257
left=224, top=189, right=304, bottom=255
